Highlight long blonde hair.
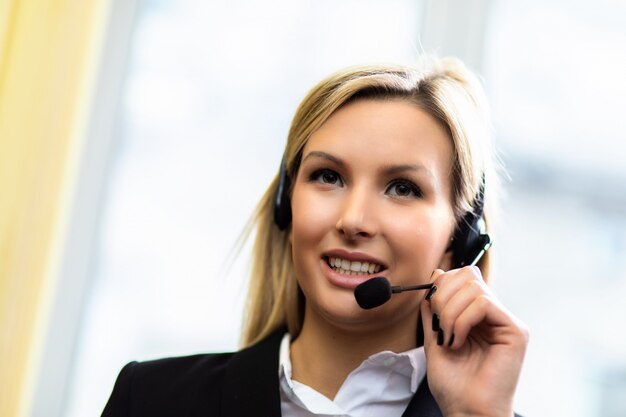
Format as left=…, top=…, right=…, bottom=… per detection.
left=241, top=56, right=498, bottom=347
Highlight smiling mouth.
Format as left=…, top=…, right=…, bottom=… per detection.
left=323, top=256, right=386, bottom=276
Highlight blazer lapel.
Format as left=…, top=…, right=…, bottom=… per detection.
left=220, top=327, right=285, bottom=417
left=401, top=376, right=443, bottom=417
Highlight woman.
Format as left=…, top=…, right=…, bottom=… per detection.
left=103, top=56, right=528, bottom=417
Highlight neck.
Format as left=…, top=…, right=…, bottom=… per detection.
left=289, top=306, right=419, bottom=400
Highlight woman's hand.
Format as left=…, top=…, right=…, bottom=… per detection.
left=420, top=267, right=529, bottom=417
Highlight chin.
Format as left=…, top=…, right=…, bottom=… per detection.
left=308, top=288, right=420, bottom=334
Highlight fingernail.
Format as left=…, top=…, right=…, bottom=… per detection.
left=432, top=314, right=440, bottom=332
left=448, top=333, right=455, bottom=347
left=430, top=269, right=436, bottom=278
left=437, top=329, right=444, bottom=346
left=426, top=285, right=437, bottom=301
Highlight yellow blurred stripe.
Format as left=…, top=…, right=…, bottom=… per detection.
left=0, top=0, right=109, bottom=415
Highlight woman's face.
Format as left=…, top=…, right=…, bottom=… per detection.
left=290, top=99, right=456, bottom=333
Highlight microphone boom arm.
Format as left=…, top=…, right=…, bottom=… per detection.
left=390, top=283, right=433, bottom=293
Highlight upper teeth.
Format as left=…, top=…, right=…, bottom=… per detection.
left=327, top=257, right=382, bottom=274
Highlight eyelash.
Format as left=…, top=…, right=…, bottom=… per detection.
left=308, top=169, right=423, bottom=199
left=386, top=178, right=423, bottom=199
left=309, top=169, right=343, bottom=186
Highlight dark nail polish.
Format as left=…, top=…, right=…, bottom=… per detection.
left=448, top=333, right=455, bottom=347
left=437, top=329, right=444, bottom=346
left=432, top=314, right=440, bottom=332
left=426, top=285, right=437, bottom=301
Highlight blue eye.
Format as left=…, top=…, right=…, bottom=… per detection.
left=387, top=180, right=422, bottom=198
left=310, top=169, right=343, bottom=186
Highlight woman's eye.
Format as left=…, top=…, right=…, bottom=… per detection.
left=387, top=180, right=422, bottom=198
left=310, top=169, right=343, bottom=186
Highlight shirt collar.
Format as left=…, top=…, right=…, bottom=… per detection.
left=278, top=332, right=427, bottom=414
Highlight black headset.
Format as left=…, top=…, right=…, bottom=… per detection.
left=273, top=155, right=491, bottom=269
left=448, top=177, right=492, bottom=268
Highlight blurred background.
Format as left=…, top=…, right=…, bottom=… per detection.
left=1, top=0, right=626, bottom=416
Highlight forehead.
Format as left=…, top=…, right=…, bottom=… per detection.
left=302, top=99, right=454, bottom=182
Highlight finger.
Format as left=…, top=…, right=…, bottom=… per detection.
left=450, top=294, right=513, bottom=348
left=429, top=266, right=483, bottom=308
left=438, top=278, right=490, bottom=348
left=428, top=266, right=484, bottom=325
left=423, top=268, right=445, bottom=304
left=429, top=268, right=445, bottom=285
left=420, top=298, right=436, bottom=355
left=423, top=269, right=449, bottom=343
left=426, top=268, right=468, bottom=347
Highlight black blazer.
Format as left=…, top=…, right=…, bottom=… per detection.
left=102, top=328, right=519, bottom=417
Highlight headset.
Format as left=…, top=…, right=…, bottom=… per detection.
left=273, top=155, right=491, bottom=269
left=448, top=177, right=492, bottom=268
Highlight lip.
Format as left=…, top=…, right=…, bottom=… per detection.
left=320, top=249, right=388, bottom=290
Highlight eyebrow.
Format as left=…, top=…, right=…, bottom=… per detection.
left=301, top=151, right=345, bottom=167
left=301, top=150, right=434, bottom=179
left=381, top=163, right=434, bottom=179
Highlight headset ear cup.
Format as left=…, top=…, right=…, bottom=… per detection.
left=451, top=211, right=480, bottom=268
left=273, top=156, right=292, bottom=230
left=451, top=175, right=489, bottom=268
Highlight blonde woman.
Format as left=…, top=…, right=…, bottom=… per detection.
left=103, top=56, right=528, bottom=417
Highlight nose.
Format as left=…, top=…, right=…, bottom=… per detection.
left=335, top=186, right=378, bottom=240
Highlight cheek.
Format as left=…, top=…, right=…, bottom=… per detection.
left=290, top=190, right=337, bottom=296
left=291, top=190, right=336, bottom=245
left=383, top=208, right=453, bottom=268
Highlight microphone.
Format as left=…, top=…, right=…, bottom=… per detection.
left=354, top=277, right=433, bottom=309
left=355, top=234, right=492, bottom=310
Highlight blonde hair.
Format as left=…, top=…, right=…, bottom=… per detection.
left=241, top=56, right=499, bottom=347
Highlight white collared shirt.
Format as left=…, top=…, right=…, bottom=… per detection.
left=278, top=334, right=427, bottom=417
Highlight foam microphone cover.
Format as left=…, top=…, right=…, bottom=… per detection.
left=354, top=277, right=392, bottom=309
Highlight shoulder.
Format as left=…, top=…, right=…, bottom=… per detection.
left=127, top=351, right=234, bottom=386
left=102, top=328, right=287, bottom=417
left=102, top=352, right=235, bottom=416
